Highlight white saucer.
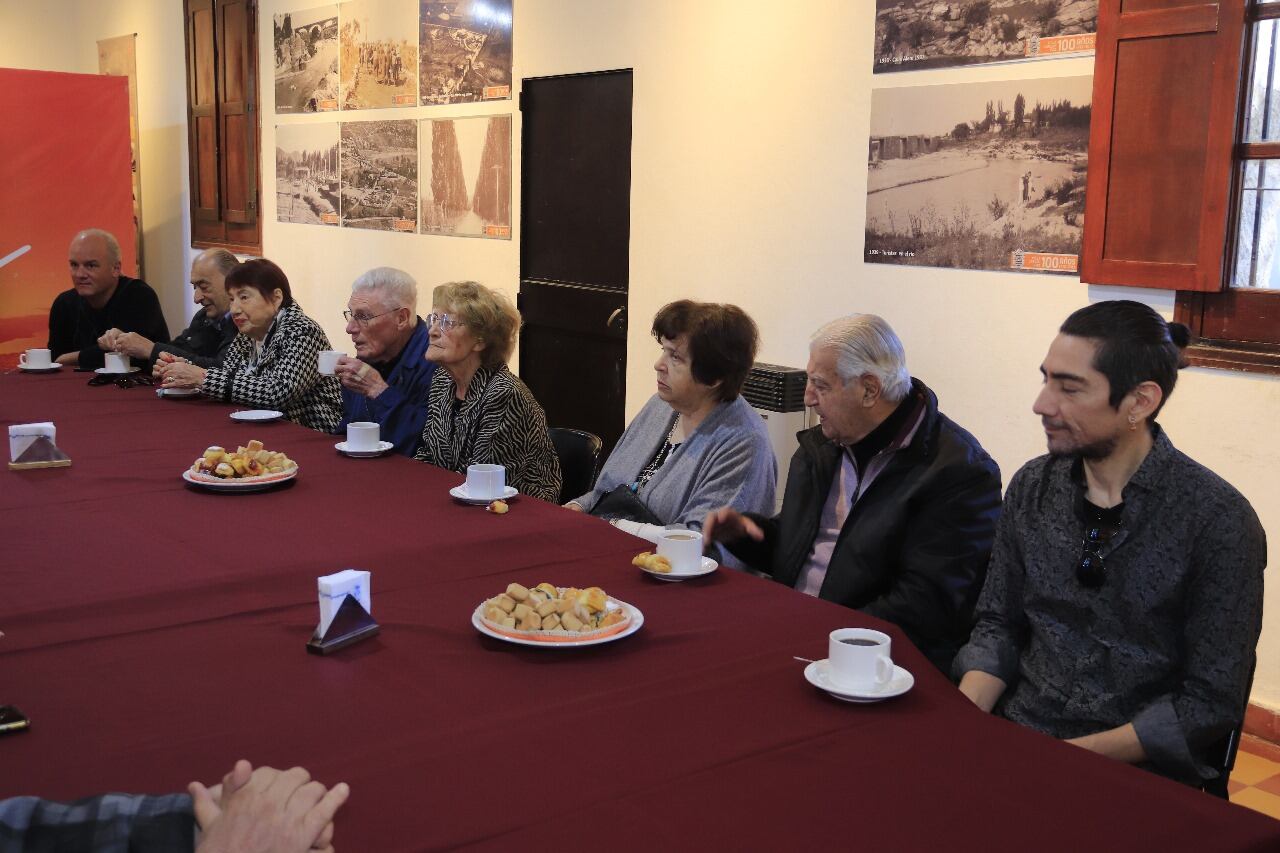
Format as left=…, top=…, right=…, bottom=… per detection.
left=95, top=366, right=140, bottom=375
left=335, top=440, right=393, bottom=458
left=450, top=484, right=519, bottom=505
left=19, top=363, right=61, bottom=373
left=230, top=409, right=284, bottom=422
left=157, top=387, right=200, bottom=398
left=803, top=659, right=914, bottom=703
left=641, top=555, right=718, bottom=582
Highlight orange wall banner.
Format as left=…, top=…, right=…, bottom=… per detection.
left=0, top=68, right=137, bottom=368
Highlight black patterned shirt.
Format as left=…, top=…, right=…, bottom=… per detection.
left=414, top=364, right=561, bottom=501
left=954, top=427, right=1266, bottom=785
left=0, top=792, right=194, bottom=852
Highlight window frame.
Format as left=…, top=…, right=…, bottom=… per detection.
left=1174, top=0, right=1280, bottom=375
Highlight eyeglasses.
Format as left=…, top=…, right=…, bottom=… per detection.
left=426, top=312, right=464, bottom=331
left=87, top=372, right=154, bottom=389
left=1077, top=525, right=1107, bottom=588
left=343, top=308, right=401, bottom=326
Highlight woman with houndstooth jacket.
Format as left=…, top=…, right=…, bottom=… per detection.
left=159, top=258, right=342, bottom=433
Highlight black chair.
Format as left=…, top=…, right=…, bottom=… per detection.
left=1203, top=657, right=1256, bottom=799
left=549, top=427, right=603, bottom=505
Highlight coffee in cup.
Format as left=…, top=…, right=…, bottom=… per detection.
left=346, top=421, right=380, bottom=452
left=828, top=628, right=894, bottom=692
left=465, top=464, right=505, bottom=499
left=656, top=529, right=703, bottom=573
left=317, top=350, right=343, bottom=375
left=104, top=352, right=131, bottom=373
left=20, top=348, right=52, bottom=369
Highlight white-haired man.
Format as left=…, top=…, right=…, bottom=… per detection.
left=100, top=248, right=240, bottom=371
left=48, top=229, right=169, bottom=369
left=334, top=267, right=436, bottom=456
left=705, top=314, right=1002, bottom=673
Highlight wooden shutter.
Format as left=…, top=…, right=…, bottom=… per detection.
left=183, top=0, right=261, bottom=252
left=1082, top=0, right=1248, bottom=291
left=216, top=0, right=256, bottom=225
left=186, top=0, right=220, bottom=224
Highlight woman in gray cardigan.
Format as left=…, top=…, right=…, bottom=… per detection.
left=566, top=300, right=776, bottom=548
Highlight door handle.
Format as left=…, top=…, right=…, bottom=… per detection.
left=606, top=307, right=626, bottom=330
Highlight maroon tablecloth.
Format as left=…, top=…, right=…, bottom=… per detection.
left=3, top=370, right=1278, bottom=851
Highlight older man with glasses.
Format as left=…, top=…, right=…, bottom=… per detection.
left=334, top=267, right=436, bottom=456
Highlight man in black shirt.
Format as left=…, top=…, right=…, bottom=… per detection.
left=103, top=248, right=239, bottom=370
left=48, top=229, right=168, bottom=369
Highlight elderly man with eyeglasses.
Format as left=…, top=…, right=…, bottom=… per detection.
left=334, top=267, right=436, bottom=456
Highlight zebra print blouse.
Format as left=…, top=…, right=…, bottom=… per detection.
left=413, top=364, right=562, bottom=501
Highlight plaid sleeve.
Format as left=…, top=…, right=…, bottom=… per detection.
left=0, top=792, right=194, bottom=853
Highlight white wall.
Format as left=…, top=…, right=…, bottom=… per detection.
left=6, top=0, right=1278, bottom=711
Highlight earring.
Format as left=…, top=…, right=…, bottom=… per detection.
left=1127, top=415, right=1137, bottom=432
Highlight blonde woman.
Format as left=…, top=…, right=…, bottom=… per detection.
left=413, top=281, right=561, bottom=501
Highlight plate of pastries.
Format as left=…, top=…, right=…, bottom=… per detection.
left=472, top=582, right=644, bottom=647
left=182, top=440, right=298, bottom=492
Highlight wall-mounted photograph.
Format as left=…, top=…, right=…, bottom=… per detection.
left=872, top=0, right=1097, bottom=73
left=421, top=114, right=511, bottom=239
left=865, top=75, right=1092, bottom=275
left=420, top=0, right=514, bottom=105
left=339, top=0, right=419, bottom=110
left=340, top=120, right=418, bottom=232
left=276, top=122, right=341, bottom=226
left=273, top=4, right=340, bottom=113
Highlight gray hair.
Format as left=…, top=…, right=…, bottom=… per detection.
left=72, top=228, right=121, bottom=265
left=197, top=248, right=240, bottom=275
left=352, top=267, right=418, bottom=315
left=809, top=314, right=911, bottom=403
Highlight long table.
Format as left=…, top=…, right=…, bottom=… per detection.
left=3, top=370, right=1278, bottom=851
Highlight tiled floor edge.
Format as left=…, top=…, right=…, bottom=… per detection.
left=1245, top=702, right=1280, bottom=746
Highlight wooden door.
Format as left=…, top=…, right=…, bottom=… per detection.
left=518, top=70, right=633, bottom=456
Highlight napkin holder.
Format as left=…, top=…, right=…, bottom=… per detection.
left=9, top=436, right=71, bottom=471
left=306, top=594, right=379, bottom=654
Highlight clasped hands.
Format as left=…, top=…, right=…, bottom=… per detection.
left=190, top=760, right=350, bottom=853
left=98, top=328, right=154, bottom=360
left=153, top=351, right=207, bottom=388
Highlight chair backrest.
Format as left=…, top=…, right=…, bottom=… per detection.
left=1202, top=656, right=1257, bottom=799
left=549, top=427, right=603, bottom=505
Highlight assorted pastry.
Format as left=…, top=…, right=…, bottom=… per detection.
left=189, top=440, right=297, bottom=480
left=479, top=582, right=630, bottom=638
left=632, top=551, right=672, bottom=574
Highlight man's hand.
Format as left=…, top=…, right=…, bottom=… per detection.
left=97, top=329, right=121, bottom=351
left=703, top=507, right=764, bottom=544
left=112, top=331, right=155, bottom=359
left=563, top=501, right=584, bottom=512
left=160, top=361, right=207, bottom=389
left=190, top=761, right=349, bottom=853
left=334, top=356, right=388, bottom=399
left=55, top=352, right=78, bottom=366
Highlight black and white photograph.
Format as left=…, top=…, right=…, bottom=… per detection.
left=873, top=0, right=1097, bottom=73
left=339, top=0, right=418, bottom=110
left=420, top=114, right=511, bottom=239
left=274, top=5, right=340, bottom=113
left=419, top=0, right=514, bottom=105
left=865, top=75, right=1092, bottom=274
left=340, top=119, right=418, bottom=232
left=276, top=123, right=341, bottom=226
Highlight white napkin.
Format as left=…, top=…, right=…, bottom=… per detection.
left=317, top=569, right=372, bottom=636
left=9, top=422, right=55, bottom=463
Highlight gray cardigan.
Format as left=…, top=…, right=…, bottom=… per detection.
left=573, top=394, right=776, bottom=532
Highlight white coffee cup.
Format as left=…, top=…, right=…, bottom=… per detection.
left=317, top=350, right=344, bottom=375
left=20, top=348, right=52, bottom=369
left=656, top=529, right=703, bottom=573
left=104, top=352, right=131, bottom=373
left=828, top=628, right=894, bottom=692
left=465, top=463, right=505, bottom=499
left=347, top=421, right=380, bottom=452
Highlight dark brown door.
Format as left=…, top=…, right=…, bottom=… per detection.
left=518, top=69, right=632, bottom=457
